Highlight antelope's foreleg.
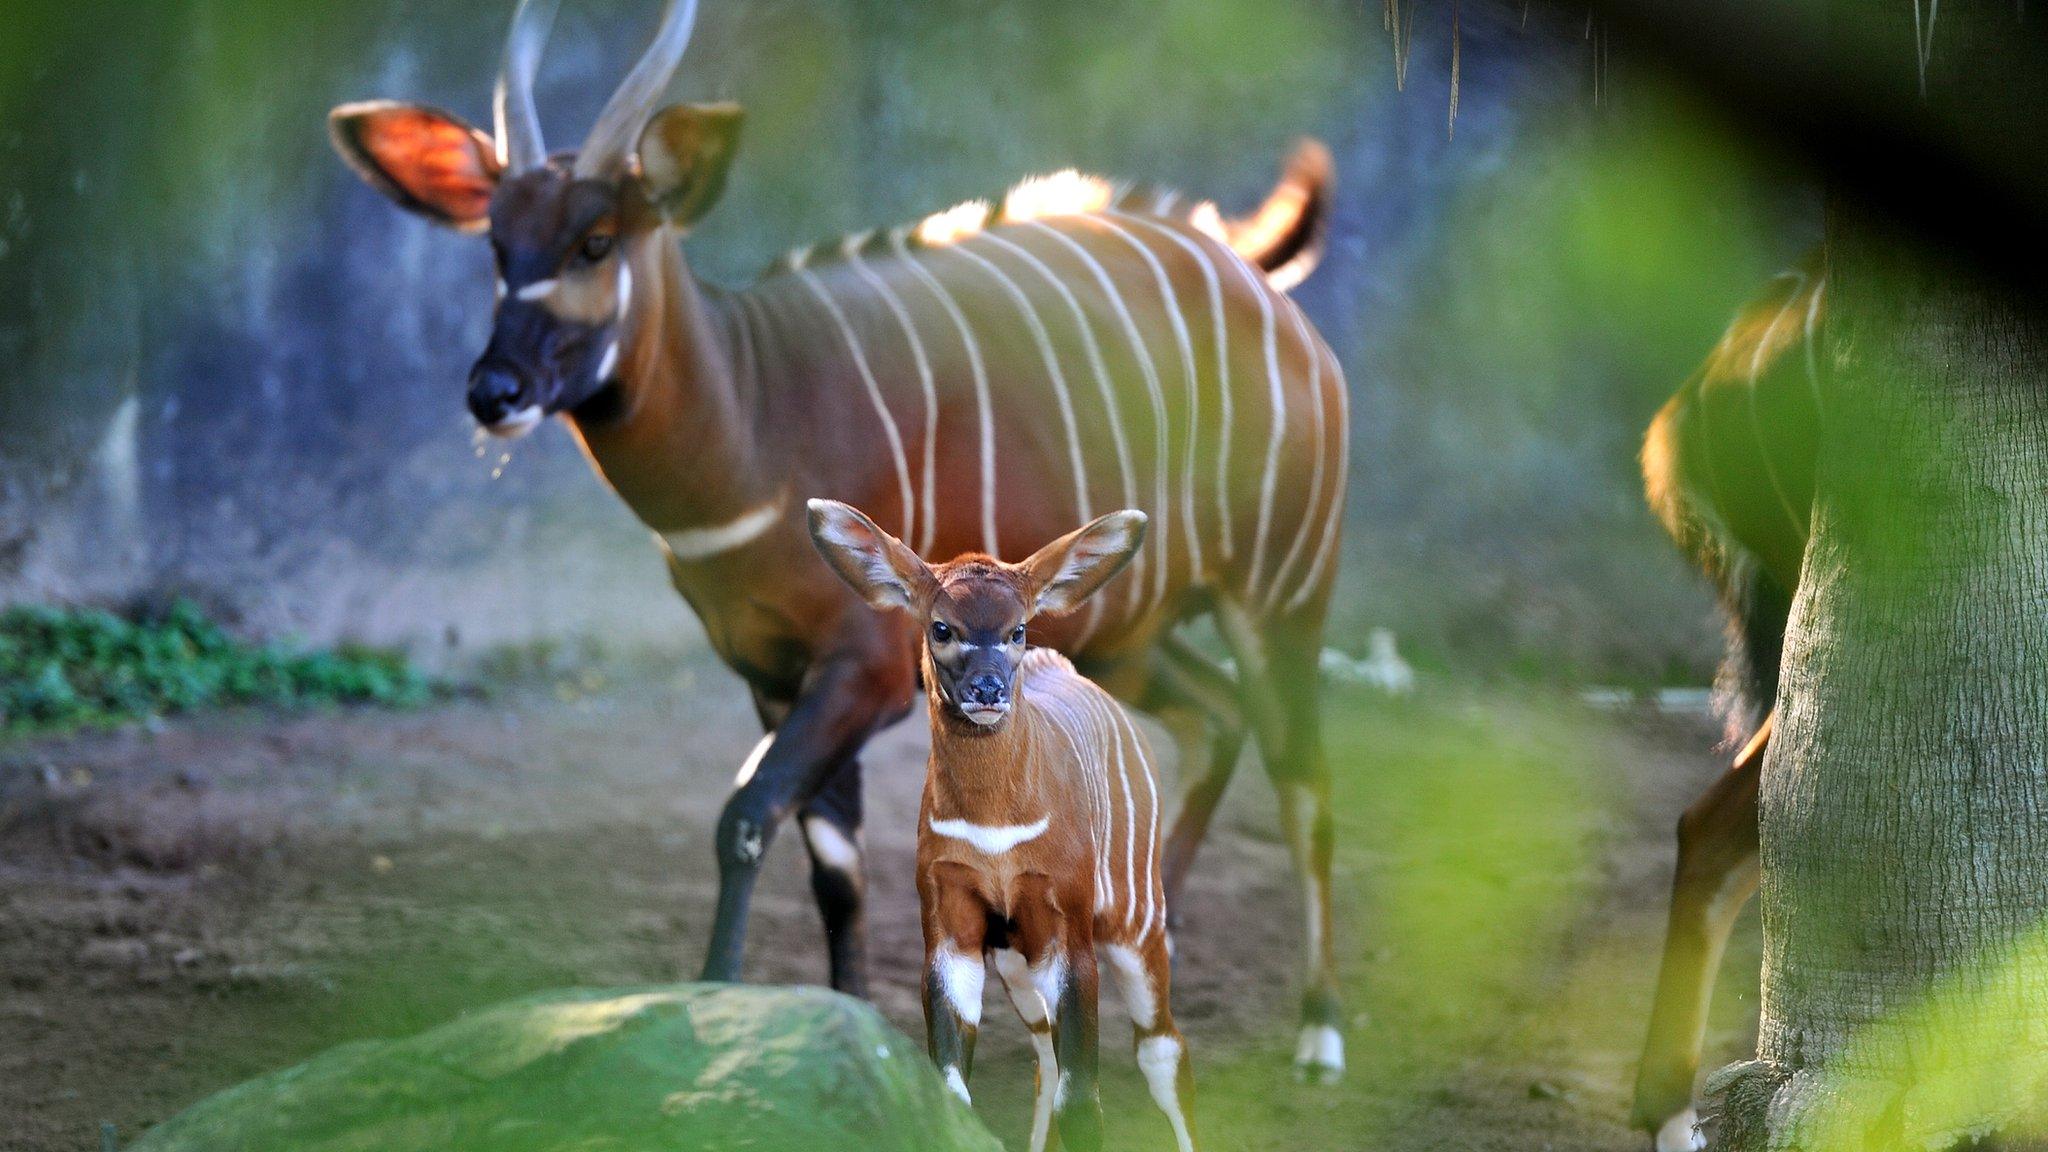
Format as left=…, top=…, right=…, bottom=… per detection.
left=923, top=860, right=990, bottom=1105
left=1105, top=935, right=1199, bottom=1152
left=1051, top=911, right=1102, bottom=1152
left=700, top=657, right=909, bottom=984
left=1632, top=714, right=1767, bottom=1151
left=800, top=754, right=868, bottom=997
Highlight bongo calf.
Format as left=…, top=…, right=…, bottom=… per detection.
left=808, top=499, right=1196, bottom=1152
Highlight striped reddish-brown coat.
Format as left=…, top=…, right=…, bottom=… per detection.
left=665, top=183, right=1351, bottom=666
left=804, top=499, right=1194, bottom=1152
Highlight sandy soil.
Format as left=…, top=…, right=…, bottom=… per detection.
left=0, top=658, right=1761, bottom=1151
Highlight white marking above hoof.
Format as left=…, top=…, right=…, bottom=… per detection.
left=802, top=815, right=861, bottom=872
left=1655, top=1108, right=1705, bottom=1152
left=1292, top=1024, right=1344, bottom=1085
left=943, top=1065, right=972, bottom=1105
left=933, top=943, right=985, bottom=1027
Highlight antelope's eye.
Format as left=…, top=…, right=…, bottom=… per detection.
left=1010, top=625, right=1026, bottom=644
left=930, top=621, right=953, bottom=643
left=579, top=232, right=615, bottom=264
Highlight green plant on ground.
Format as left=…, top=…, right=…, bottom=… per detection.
left=0, top=600, right=439, bottom=734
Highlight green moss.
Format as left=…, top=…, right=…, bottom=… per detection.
left=0, top=601, right=439, bottom=735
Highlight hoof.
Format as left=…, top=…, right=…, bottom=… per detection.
left=1654, top=1108, right=1705, bottom=1152
left=1292, top=1023, right=1344, bottom=1085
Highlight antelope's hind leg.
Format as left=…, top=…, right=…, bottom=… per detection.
left=1631, top=716, right=1767, bottom=1151
left=799, top=755, right=868, bottom=997
left=995, top=876, right=1068, bottom=1152
left=1215, top=598, right=1344, bottom=1083
left=1105, top=934, right=1198, bottom=1152
left=1144, top=637, right=1248, bottom=924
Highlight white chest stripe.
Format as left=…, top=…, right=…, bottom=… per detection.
left=929, top=815, right=1050, bottom=855
left=658, top=500, right=783, bottom=564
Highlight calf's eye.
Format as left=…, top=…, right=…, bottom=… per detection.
left=1010, top=625, right=1026, bottom=644
left=930, top=621, right=953, bottom=643
left=580, top=233, right=615, bottom=264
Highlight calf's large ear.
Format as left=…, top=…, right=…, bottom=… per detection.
left=636, top=102, right=744, bottom=229
left=328, top=101, right=502, bottom=232
left=807, top=500, right=937, bottom=614
left=1018, top=511, right=1148, bottom=617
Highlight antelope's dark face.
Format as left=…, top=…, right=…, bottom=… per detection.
left=326, top=0, right=742, bottom=439
left=468, top=168, right=632, bottom=435
left=924, top=565, right=1033, bottom=727
left=805, top=501, right=1149, bottom=733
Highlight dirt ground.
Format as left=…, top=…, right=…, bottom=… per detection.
left=0, top=657, right=1761, bottom=1152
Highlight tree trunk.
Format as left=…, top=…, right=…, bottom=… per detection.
left=1705, top=198, right=2048, bottom=1149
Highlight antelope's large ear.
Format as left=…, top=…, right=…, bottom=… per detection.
left=1019, top=510, right=1148, bottom=617
left=636, top=102, right=744, bottom=228
left=807, top=499, right=936, bottom=613
left=328, top=101, right=502, bottom=233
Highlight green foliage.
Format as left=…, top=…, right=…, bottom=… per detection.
left=0, top=601, right=438, bottom=735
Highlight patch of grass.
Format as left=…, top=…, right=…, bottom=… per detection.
left=0, top=600, right=440, bottom=735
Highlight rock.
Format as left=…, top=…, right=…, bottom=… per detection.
left=127, top=984, right=1000, bottom=1152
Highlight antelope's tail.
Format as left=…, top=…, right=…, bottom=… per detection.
left=1221, top=139, right=1333, bottom=292
left=1118, top=139, right=1334, bottom=293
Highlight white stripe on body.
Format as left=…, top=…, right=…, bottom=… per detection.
left=934, top=237, right=1126, bottom=645
left=958, top=232, right=1145, bottom=621
left=844, top=247, right=942, bottom=557
left=929, top=814, right=1051, bottom=855
left=1113, top=214, right=1235, bottom=563
left=1288, top=335, right=1350, bottom=612
left=1265, top=302, right=1329, bottom=614
left=658, top=499, right=785, bottom=564
left=1005, top=223, right=1176, bottom=606
left=888, top=230, right=1001, bottom=558
left=794, top=267, right=918, bottom=542
left=1030, top=654, right=1116, bottom=909
left=1115, top=700, right=1162, bottom=935
left=1107, top=693, right=1139, bottom=933
left=1079, top=216, right=1206, bottom=586
left=1234, top=248, right=1290, bottom=607
left=1082, top=695, right=1117, bottom=917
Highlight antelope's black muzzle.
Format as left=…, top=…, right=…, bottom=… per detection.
left=965, top=672, right=1007, bottom=707
left=467, top=361, right=530, bottom=427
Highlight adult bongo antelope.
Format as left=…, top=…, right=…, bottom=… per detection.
left=809, top=499, right=1195, bottom=1152
left=326, top=0, right=1352, bottom=1078
left=1633, top=251, right=1824, bottom=1152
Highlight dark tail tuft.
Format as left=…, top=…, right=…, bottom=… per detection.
left=1221, top=138, right=1334, bottom=292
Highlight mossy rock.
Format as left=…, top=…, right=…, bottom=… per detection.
left=129, top=984, right=999, bottom=1152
